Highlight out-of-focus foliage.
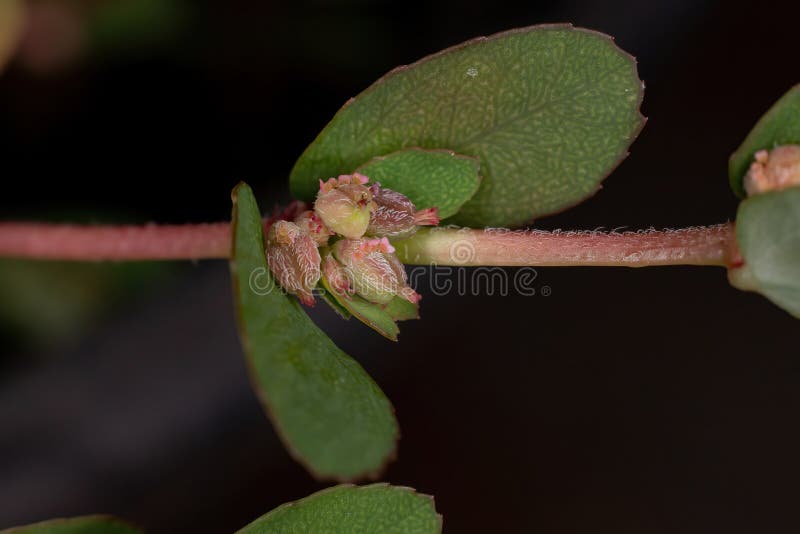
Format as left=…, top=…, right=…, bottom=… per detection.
left=0, top=260, right=167, bottom=351
left=7, top=0, right=190, bottom=75
left=88, top=0, right=190, bottom=59
left=0, top=0, right=24, bottom=74
left=0, top=515, right=141, bottom=534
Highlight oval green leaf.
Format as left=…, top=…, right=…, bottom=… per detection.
left=729, top=85, right=800, bottom=197
left=290, top=24, right=645, bottom=227
left=356, top=148, right=481, bottom=219
left=0, top=515, right=141, bottom=534
left=729, top=187, right=800, bottom=318
left=230, top=183, right=399, bottom=480
left=237, top=484, right=442, bottom=534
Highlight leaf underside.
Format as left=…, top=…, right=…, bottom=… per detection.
left=729, top=85, right=800, bottom=197
left=230, top=183, right=398, bottom=480
left=732, top=187, right=800, bottom=318
left=290, top=24, right=645, bottom=227
left=237, top=484, right=441, bottom=534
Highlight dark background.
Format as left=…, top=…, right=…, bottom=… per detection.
left=1, top=0, right=799, bottom=532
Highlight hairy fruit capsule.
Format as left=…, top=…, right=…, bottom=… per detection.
left=265, top=220, right=321, bottom=306
left=314, top=173, right=376, bottom=239
left=332, top=237, right=421, bottom=305
left=366, top=184, right=439, bottom=238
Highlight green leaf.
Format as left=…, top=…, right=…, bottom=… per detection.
left=0, top=515, right=141, bottom=534
left=237, top=484, right=442, bottom=534
left=384, top=296, right=420, bottom=322
left=319, top=277, right=400, bottom=341
left=230, top=183, right=398, bottom=480
left=290, top=24, right=644, bottom=228
left=729, top=85, right=800, bottom=197
left=356, top=148, right=481, bottom=219
left=729, top=187, right=800, bottom=318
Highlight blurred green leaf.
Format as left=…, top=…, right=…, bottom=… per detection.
left=729, top=187, right=800, bottom=318
left=729, top=85, right=800, bottom=197
left=0, top=515, right=141, bottom=534
left=356, top=148, right=480, bottom=219
left=0, top=260, right=165, bottom=350
left=0, top=0, right=23, bottom=74
left=237, top=484, right=441, bottom=534
left=230, top=183, right=398, bottom=480
left=88, top=0, right=189, bottom=57
left=290, top=24, right=644, bottom=228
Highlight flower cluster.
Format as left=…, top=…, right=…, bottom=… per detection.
left=744, top=145, right=800, bottom=196
left=265, top=173, right=439, bottom=307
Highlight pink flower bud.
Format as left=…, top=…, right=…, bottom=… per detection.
left=265, top=220, right=321, bottom=306
left=314, top=175, right=376, bottom=239
left=366, top=184, right=440, bottom=238
left=294, top=210, right=333, bottom=246
left=332, top=237, right=421, bottom=305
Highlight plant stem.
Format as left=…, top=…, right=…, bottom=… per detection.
left=393, top=224, right=739, bottom=268
left=0, top=202, right=309, bottom=262
left=0, top=220, right=738, bottom=267
left=0, top=222, right=233, bottom=261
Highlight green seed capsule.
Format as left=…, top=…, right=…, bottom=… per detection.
left=314, top=174, right=376, bottom=239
